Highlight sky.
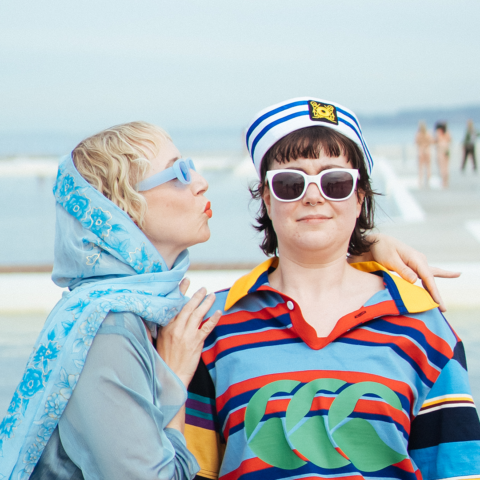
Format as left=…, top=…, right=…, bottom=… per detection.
left=1, top=0, right=479, bottom=136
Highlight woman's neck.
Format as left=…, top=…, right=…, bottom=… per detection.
left=150, top=240, right=183, bottom=270
left=268, top=250, right=384, bottom=338
left=268, top=251, right=349, bottom=301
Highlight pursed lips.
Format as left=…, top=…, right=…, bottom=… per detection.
left=204, top=201, right=213, bottom=218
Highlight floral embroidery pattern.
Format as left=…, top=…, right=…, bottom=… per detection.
left=129, top=246, right=151, bottom=274
left=18, top=368, right=45, bottom=399
left=0, top=155, right=188, bottom=479
left=59, top=174, right=75, bottom=197
left=0, top=415, right=18, bottom=439
left=64, top=193, right=91, bottom=221
left=86, top=253, right=101, bottom=265
left=90, top=207, right=112, bottom=238
left=33, top=341, right=61, bottom=371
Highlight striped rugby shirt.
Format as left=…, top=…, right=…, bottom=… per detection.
left=185, top=260, right=480, bottom=480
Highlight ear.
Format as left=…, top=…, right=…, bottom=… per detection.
left=356, top=189, right=365, bottom=219
left=262, top=182, right=272, bottom=218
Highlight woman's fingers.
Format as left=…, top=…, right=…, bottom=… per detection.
left=389, top=255, right=419, bottom=284
left=185, top=293, right=218, bottom=330
left=381, top=239, right=444, bottom=305
left=393, top=254, right=455, bottom=312
left=369, top=234, right=419, bottom=284
left=421, top=267, right=461, bottom=313
left=174, top=287, right=208, bottom=325
left=400, top=257, right=462, bottom=312
left=199, top=310, right=222, bottom=338
left=394, top=252, right=447, bottom=311
left=376, top=245, right=419, bottom=284
left=417, top=271, right=445, bottom=312
left=367, top=233, right=462, bottom=313
left=429, top=266, right=461, bottom=279
left=179, top=277, right=190, bottom=296
left=156, top=291, right=220, bottom=388
left=420, top=280, right=445, bottom=312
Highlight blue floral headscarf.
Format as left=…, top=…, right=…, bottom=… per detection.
left=0, top=154, right=190, bottom=479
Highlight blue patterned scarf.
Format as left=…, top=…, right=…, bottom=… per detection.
left=0, top=155, right=189, bottom=479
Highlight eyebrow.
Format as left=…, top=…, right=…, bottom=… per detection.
left=165, top=156, right=180, bottom=168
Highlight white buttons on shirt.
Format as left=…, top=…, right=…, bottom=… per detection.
left=286, top=301, right=294, bottom=311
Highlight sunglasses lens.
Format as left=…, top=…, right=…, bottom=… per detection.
left=271, top=172, right=305, bottom=200
left=179, top=161, right=190, bottom=182
left=321, top=171, right=354, bottom=199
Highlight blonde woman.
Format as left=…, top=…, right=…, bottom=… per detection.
left=0, top=121, right=457, bottom=479
left=415, top=121, right=433, bottom=188
left=1, top=122, right=221, bottom=480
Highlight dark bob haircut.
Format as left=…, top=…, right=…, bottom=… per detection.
left=250, top=126, right=376, bottom=257
left=434, top=122, right=447, bottom=133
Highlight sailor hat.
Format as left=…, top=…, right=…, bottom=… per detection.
left=245, top=97, right=373, bottom=177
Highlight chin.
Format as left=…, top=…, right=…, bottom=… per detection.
left=290, top=231, right=349, bottom=253
left=196, top=226, right=211, bottom=245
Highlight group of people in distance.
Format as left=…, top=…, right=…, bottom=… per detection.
left=1, top=97, right=480, bottom=480
left=416, top=119, right=479, bottom=189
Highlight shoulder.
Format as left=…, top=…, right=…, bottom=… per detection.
left=397, top=308, right=460, bottom=367
left=406, top=308, right=457, bottom=343
left=99, top=311, right=150, bottom=346
left=202, top=288, right=231, bottom=321
left=84, top=311, right=156, bottom=380
left=205, top=286, right=282, bottom=319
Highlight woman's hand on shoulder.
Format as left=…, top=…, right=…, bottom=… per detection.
left=156, top=278, right=222, bottom=387
left=349, top=233, right=460, bottom=312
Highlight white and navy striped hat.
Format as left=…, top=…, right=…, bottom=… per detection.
left=246, top=97, right=373, bottom=177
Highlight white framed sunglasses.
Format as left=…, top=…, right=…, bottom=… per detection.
left=136, top=158, right=196, bottom=192
left=266, top=168, right=360, bottom=202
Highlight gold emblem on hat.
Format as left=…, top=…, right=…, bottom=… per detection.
left=309, top=102, right=337, bottom=123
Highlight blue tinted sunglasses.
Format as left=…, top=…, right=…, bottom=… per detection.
left=136, top=158, right=196, bottom=191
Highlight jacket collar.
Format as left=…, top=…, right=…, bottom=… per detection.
left=224, top=259, right=438, bottom=314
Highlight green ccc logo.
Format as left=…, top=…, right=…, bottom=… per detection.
left=244, top=379, right=407, bottom=473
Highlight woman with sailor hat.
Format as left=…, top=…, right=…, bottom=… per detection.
left=181, top=98, right=480, bottom=479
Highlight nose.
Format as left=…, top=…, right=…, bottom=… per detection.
left=190, top=169, right=209, bottom=196
left=302, top=181, right=324, bottom=206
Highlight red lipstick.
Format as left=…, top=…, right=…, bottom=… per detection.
left=204, top=201, right=212, bottom=218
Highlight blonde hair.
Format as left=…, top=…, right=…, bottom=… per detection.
left=72, top=121, right=171, bottom=228
left=418, top=121, right=427, bottom=134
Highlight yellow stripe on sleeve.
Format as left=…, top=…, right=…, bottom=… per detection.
left=421, top=394, right=475, bottom=409
left=184, top=424, right=225, bottom=480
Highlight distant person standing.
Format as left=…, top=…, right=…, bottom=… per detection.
left=461, top=119, right=478, bottom=172
left=415, top=121, right=433, bottom=188
left=434, top=121, right=451, bottom=188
